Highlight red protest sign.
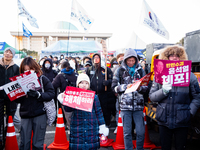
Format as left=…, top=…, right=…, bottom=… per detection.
left=3, top=81, right=26, bottom=101
left=125, top=72, right=153, bottom=94
left=63, top=86, right=95, bottom=112
left=154, top=59, right=191, bottom=86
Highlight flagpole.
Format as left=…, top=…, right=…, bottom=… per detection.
left=17, top=6, right=20, bottom=58
left=67, top=0, right=74, bottom=57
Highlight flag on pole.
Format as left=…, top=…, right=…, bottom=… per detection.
left=71, top=0, right=94, bottom=31
left=141, top=0, right=169, bottom=39
left=17, top=0, right=39, bottom=28
left=22, top=22, right=32, bottom=38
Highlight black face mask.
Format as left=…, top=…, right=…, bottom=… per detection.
left=119, top=60, right=123, bottom=65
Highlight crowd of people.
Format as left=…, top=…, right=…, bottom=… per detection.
left=0, top=45, right=200, bottom=150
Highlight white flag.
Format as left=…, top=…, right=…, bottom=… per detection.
left=141, top=0, right=169, bottom=39
left=71, top=0, right=94, bottom=31
left=17, top=0, right=39, bottom=28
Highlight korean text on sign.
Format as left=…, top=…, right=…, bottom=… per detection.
left=154, top=59, right=191, bottom=86
left=63, top=86, right=95, bottom=112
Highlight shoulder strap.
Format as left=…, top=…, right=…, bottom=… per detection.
left=40, top=75, right=44, bottom=93
left=119, top=67, right=125, bottom=84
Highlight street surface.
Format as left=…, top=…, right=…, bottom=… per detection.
left=14, top=105, right=200, bottom=150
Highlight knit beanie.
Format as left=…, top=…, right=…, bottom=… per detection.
left=4, top=47, right=15, bottom=57
left=76, top=73, right=90, bottom=87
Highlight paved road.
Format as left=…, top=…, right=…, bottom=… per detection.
left=14, top=105, right=200, bottom=150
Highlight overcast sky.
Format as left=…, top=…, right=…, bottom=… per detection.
left=1, top=0, right=200, bottom=50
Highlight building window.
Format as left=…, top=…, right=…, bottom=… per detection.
left=71, top=37, right=82, bottom=40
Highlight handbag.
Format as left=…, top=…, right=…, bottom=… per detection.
left=40, top=75, right=56, bottom=126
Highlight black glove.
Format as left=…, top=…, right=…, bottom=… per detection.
left=103, top=80, right=109, bottom=86
left=27, top=89, right=40, bottom=98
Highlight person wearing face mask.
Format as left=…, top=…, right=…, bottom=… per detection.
left=15, top=57, right=55, bottom=150
left=42, top=58, right=58, bottom=82
left=85, top=53, right=115, bottom=127
left=149, top=45, right=200, bottom=150
left=38, top=57, right=45, bottom=69
left=112, top=53, right=124, bottom=74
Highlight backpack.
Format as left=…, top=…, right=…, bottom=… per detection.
left=62, top=73, right=76, bottom=87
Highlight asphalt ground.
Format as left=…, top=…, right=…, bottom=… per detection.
left=13, top=104, right=200, bottom=150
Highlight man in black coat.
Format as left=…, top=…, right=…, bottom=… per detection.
left=86, top=53, right=116, bottom=127
left=0, top=47, right=19, bottom=123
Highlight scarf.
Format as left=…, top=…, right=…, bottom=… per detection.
left=127, top=64, right=136, bottom=77
left=61, top=68, right=74, bottom=75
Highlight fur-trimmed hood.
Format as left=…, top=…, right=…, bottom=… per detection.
left=159, top=45, right=188, bottom=60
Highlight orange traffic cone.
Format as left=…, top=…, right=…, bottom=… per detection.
left=132, top=107, right=161, bottom=150
left=48, top=108, right=69, bottom=150
left=5, top=116, right=19, bottom=150
left=112, top=111, right=125, bottom=150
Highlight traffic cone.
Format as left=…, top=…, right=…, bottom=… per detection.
left=132, top=107, right=161, bottom=150
left=112, top=111, right=125, bottom=150
left=5, top=116, right=19, bottom=150
left=48, top=108, right=69, bottom=150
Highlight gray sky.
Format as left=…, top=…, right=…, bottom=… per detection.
left=1, top=0, right=200, bottom=50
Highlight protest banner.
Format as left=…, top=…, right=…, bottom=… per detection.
left=154, top=59, right=191, bottom=86
left=63, top=86, right=95, bottom=112
left=9, top=70, right=32, bottom=81
left=3, top=81, right=26, bottom=101
left=125, top=72, right=153, bottom=94
left=17, top=73, right=41, bottom=94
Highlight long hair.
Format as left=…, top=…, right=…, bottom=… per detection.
left=20, top=57, right=43, bottom=76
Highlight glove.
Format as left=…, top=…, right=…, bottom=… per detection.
left=99, top=124, right=109, bottom=136
left=57, top=93, right=64, bottom=104
left=162, top=83, right=172, bottom=95
left=103, top=80, right=109, bottom=86
left=27, top=89, right=41, bottom=99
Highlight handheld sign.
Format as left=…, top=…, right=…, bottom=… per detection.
left=154, top=59, right=191, bottom=86
left=63, top=86, right=95, bottom=112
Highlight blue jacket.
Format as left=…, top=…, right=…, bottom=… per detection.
left=65, top=95, right=105, bottom=150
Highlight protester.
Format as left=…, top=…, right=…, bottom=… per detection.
left=38, top=57, right=45, bottom=68
left=108, top=54, right=114, bottom=62
left=48, top=55, right=53, bottom=59
left=70, top=57, right=79, bottom=72
left=112, top=53, right=124, bottom=73
left=149, top=45, right=200, bottom=150
left=82, top=56, right=92, bottom=66
left=84, top=60, right=92, bottom=68
left=110, top=57, right=117, bottom=69
left=111, top=48, right=148, bottom=150
left=0, top=47, right=20, bottom=130
left=16, top=57, right=55, bottom=150
left=42, top=58, right=58, bottom=82
left=86, top=53, right=116, bottom=127
left=60, top=54, right=64, bottom=60
left=52, top=60, right=78, bottom=129
left=57, top=73, right=109, bottom=150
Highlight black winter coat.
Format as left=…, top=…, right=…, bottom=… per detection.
left=15, top=75, right=55, bottom=118
left=42, top=58, right=57, bottom=82
left=86, top=66, right=113, bottom=94
left=52, top=72, right=78, bottom=93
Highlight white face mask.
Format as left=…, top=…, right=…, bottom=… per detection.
left=40, top=61, right=44, bottom=66
left=113, top=65, right=118, bottom=68
left=45, top=63, right=51, bottom=69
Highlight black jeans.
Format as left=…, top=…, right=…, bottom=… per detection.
left=159, top=125, right=188, bottom=150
